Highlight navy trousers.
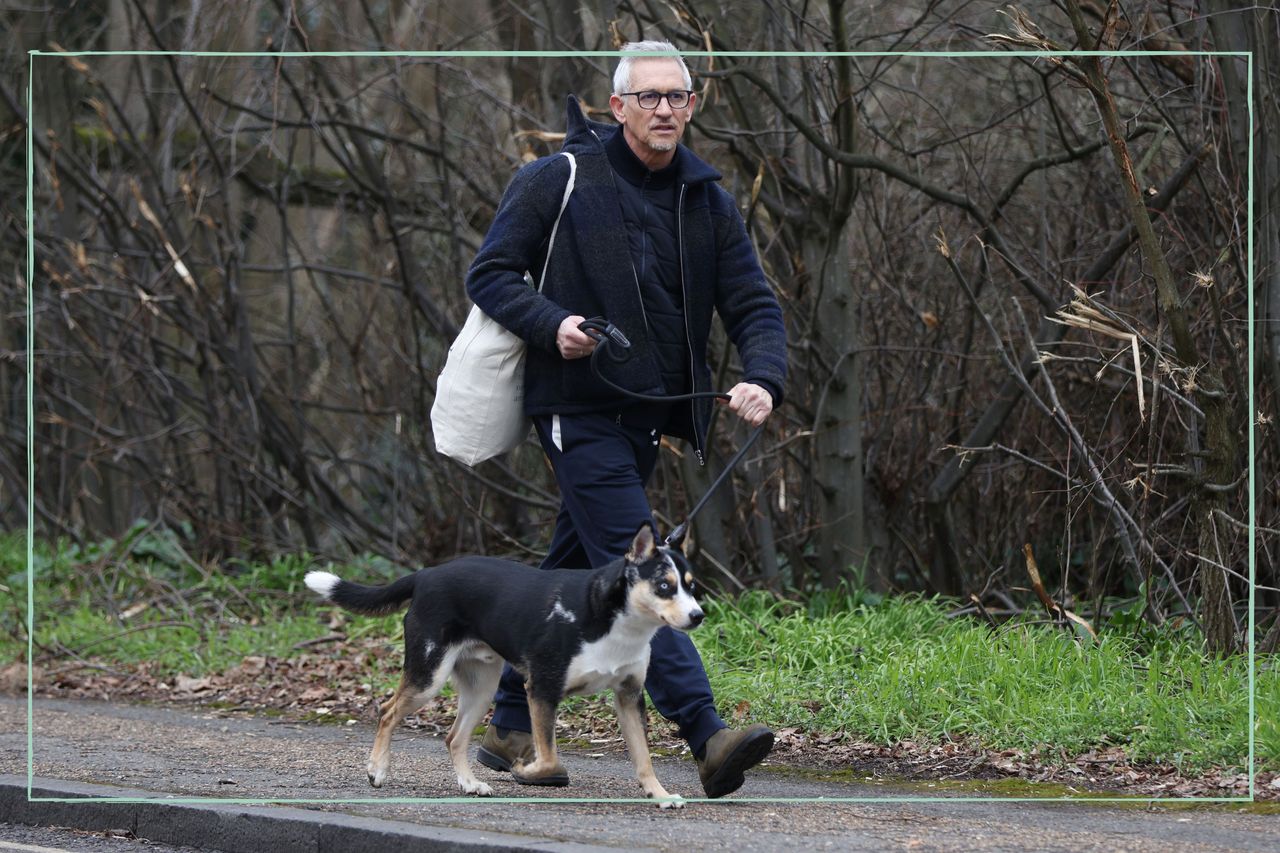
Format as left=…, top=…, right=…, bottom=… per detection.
left=489, top=412, right=726, bottom=756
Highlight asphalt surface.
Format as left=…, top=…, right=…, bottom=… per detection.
left=0, top=820, right=210, bottom=852
left=2, top=696, right=1277, bottom=852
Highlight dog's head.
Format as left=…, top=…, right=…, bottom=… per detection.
left=621, top=524, right=704, bottom=632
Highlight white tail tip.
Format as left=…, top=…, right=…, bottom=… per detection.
left=304, top=570, right=340, bottom=599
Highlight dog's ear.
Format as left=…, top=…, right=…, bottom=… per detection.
left=596, top=562, right=630, bottom=607
left=625, top=523, right=657, bottom=563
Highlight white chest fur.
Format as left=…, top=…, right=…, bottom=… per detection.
left=564, top=620, right=657, bottom=696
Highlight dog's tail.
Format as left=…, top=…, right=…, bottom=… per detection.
left=304, top=570, right=416, bottom=616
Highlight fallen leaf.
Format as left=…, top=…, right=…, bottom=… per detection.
left=174, top=674, right=213, bottom=693
left=300, top=686, right=334, bottom=703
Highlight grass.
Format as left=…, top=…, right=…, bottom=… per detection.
left=699, top=591, right=1259, bottom=773
left=1, top=528, right=403, bottom=679
left=1, top=529, right=1269, bottom=774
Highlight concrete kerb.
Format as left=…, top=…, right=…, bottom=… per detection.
left=0, top=775, right=640, bottom=853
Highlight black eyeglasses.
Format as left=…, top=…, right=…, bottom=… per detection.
left=619, top=90, right=693, bottom=110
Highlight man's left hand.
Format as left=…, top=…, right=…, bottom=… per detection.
left=725, top=383, right=773, bottom=427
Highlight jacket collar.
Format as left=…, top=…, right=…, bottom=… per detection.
left=561, top=94, right=721, bottom=186
left=605, top=126, right=680, bottom=188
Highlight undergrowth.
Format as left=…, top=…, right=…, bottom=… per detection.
left=1, top=528, right=1269, bottom=774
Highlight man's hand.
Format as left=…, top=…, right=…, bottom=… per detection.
left=557, top=315, right=597, bottom=360
left=725, top=382, right=773, bottom=426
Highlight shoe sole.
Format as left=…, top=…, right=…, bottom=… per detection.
left=702, top=729, right=775, bottom=799
left=511, top=768, right=570, bottom=787
left=478, top=746, right=570, bottom=787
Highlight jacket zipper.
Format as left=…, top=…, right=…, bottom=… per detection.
left=632, top=177, right=651, bottom=338
left=599, top=129, right=653, bottom=340
left=676, top=183, right=705, bottom=467
left=630, top=263, right=650, bottom=337
left=592, top=126, right=652, bottom=341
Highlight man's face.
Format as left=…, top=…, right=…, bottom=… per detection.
left=609, top=58, right=696, bottom=166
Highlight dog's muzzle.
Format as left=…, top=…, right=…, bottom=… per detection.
left=684, top=609, right=705, bottom=630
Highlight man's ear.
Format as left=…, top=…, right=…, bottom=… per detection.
left=625, top=523, right=657, bottom=563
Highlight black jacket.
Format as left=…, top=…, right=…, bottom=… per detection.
left=466, top=96, right=787, bottom=459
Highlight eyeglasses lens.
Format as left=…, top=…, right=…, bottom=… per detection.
left=637, top=91, right=688, bottom=109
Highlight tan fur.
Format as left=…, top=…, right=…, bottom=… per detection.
left=512, top=696, right=569, bottom=783
left=368, top=644, right=503, bottom=796
left=614, top=677, right=680, bottom=807
left=627, top=568, right=697, bottom=630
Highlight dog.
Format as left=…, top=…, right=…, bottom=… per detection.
left=303, top=524, right=702, bottom=807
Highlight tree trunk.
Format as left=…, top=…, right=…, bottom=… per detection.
left=810, top=233, right=867, bottom=588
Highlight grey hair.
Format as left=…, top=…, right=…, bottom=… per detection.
left=612, top=40, right=692, bottom=94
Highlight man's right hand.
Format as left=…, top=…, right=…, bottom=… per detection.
left=557, top=315, right=598, bottom=360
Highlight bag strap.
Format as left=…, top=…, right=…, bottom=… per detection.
left=536, top=152, right=576, bottom=293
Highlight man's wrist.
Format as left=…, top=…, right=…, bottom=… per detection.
left=539, top=309, right=574, bottom=352
left=744, top=379, right=782, bottom=409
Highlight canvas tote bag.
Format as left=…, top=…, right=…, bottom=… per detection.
left=431, top=152, right=576, bottom=466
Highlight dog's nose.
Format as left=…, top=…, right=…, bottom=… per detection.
left=688, top=610, right=704, bottom=628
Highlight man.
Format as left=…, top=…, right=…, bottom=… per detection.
left=464, top=41, right=787, bottom=798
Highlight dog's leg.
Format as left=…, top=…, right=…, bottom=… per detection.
left=444, top=656, right=503, bottom=797
left=368, top=639, right=455, bottom=789
left=367, top=677, right=427, bottom=788
left=614, top=678, right=683, bottom=808
left=510, top=688, right=569, bottom=786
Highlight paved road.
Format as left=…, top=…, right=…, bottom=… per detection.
left=2, top=696, right=1276, bottom=852
left=0, top=821, right=209, bottom=853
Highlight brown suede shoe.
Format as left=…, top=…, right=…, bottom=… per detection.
left=476, top=725, right=535, bottom=773
left=477, top=725, right=569, bottom=786
left=696, top=724, right=775, bottom=798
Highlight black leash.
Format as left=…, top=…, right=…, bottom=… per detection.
left=578, top=318, right=765, bottom=548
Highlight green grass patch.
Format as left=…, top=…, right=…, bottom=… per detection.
left=695, top=591, right=1261, bottom=773
left=1, top=528, right=403, bottom=678
left=2, top=530, right=1270, bottom=773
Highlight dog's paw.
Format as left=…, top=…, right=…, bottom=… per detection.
left=459, top=779, right=493, bottom=797
left=367, top=761, right=389, bottom=788
left=656, top=793, right=685, bottom=809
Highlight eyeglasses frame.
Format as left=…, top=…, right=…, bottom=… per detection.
left=617, top=89, right=694, bottom=110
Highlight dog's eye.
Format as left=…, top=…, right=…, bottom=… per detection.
left=659, top=581, right=670, bottom=592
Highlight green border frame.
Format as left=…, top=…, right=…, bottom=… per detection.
left=25, top=47, right=1256, bottom=807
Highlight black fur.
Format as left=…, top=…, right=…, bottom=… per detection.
left=325, top=553, right=690, bottom=691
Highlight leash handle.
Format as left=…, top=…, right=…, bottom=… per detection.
left=578, top=318, right=731, bottom=402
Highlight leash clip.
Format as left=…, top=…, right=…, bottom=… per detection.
left=579, top=318, right=631, bottom=363
left=579, top=317, right=631, bottom=350
left=602, top=322, right=631, bottom=349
